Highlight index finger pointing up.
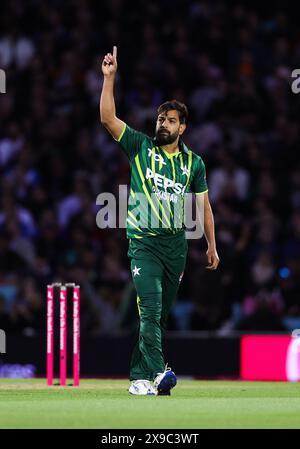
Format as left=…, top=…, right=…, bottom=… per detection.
left=113, top=46, right=117, bottom=59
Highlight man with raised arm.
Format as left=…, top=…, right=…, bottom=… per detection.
left=100, top=46, right=220, bottom=396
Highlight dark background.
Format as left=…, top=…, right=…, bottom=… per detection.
left=0, top=0, right=300, bottom=345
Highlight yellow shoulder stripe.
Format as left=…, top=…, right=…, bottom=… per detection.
left=195, top=189, right=208, bottom=195
left=114, top=124, right=127, bottom=142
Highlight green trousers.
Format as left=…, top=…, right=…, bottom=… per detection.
left=128, top=232, right=188, bottom=381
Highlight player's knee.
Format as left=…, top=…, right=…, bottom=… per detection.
left=140, top=311, right=161, bottom=324
left=138, top=294, right=161, bottom=314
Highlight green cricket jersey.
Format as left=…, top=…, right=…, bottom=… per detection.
left=115, top=124, right=208, bottom=239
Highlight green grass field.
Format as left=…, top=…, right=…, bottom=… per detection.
left=0, top=379, right=300, bottom=429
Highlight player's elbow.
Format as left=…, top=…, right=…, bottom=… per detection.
left=100, top=115, right=113, bottom=128
left=100, top=115, right=108, bottom=126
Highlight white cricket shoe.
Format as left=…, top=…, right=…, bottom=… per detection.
left=154, top=364, right=177, bottom=396
left=129, top=380, right=156, bottom=396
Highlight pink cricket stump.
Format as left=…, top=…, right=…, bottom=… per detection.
left=46, top=285, right=54, bottom=386
left=59, top=286, right=67, bottom=386
left=73, top=285, right=80, bottom=386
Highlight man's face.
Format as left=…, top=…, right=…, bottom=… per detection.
left=155, top=110, right=186, bottom=145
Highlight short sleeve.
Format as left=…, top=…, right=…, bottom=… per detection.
left=190, top=156, right=208, bottom=194
left=115, top=124, right=148, bottom=161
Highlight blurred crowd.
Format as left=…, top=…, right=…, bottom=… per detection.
left=0, top=0, right=300, bottom=336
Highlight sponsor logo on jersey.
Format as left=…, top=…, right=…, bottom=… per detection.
left=147, top=148, right=166, bottom=166
left=146, top=168, right=186, bottom=194
left=152, top=186, right=178, bottom=203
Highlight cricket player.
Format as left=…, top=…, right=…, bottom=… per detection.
left=100, top=46, right=220, bottom=396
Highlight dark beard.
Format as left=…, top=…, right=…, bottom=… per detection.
left=155, top=129, right=179, bottom=145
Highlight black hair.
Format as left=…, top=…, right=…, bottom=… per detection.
left=157, top=100, right=188, bottom=124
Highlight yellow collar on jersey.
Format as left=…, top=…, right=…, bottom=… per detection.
left=161, top=148, right=180, bottom=159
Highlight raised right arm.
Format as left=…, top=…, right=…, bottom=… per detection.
left=100, top=46, right=125, bottom=140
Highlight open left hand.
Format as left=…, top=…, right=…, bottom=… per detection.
left=206, top=247, right=220, bottom=270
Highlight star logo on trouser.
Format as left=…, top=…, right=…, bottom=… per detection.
left=132, top=266, right=141, bottom=277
